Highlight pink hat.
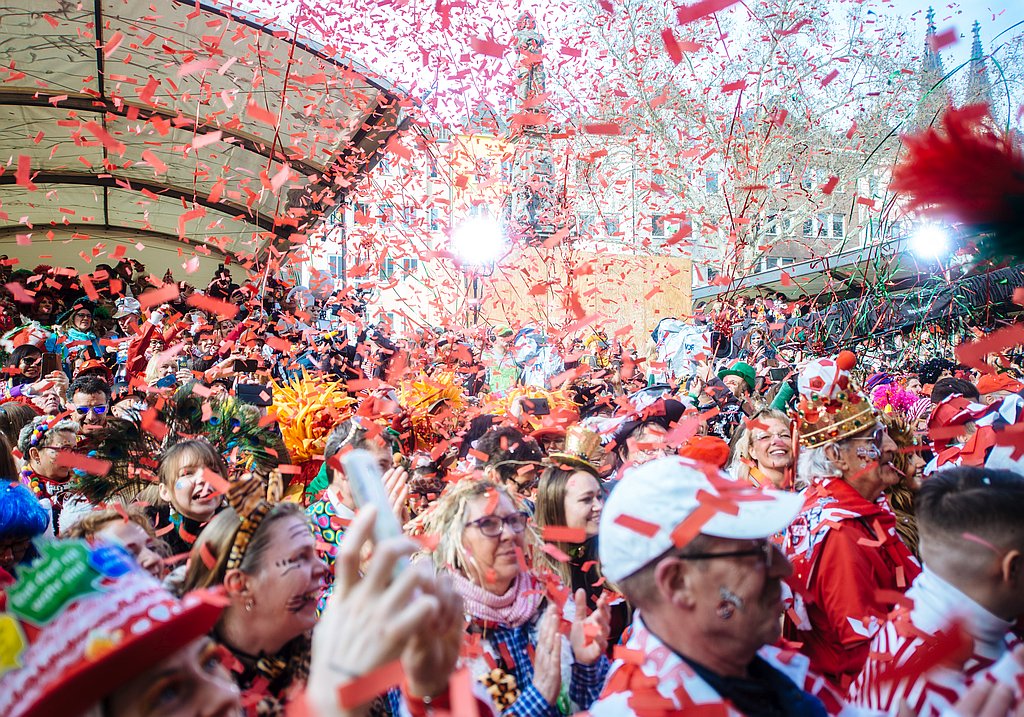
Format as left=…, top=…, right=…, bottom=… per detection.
left=0, top=540, right=223, bottom=717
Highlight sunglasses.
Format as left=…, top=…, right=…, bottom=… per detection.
left=73, top=405, right=108, bottom=416
left=465, top=511, right=530, bottom=539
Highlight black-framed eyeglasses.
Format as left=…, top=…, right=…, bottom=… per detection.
left=73, top=405, right=108, bottom=416
left=680, top=539, right=775, bottom=569
left=466, top=511, right=530, bottom=538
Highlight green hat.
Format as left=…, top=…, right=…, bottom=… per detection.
left=494, top=324, right=514, bottom=337
left=718, top=361, right=756, bottom=391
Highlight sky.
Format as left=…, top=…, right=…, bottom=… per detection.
left=868, top=0, right=1024, bottom=67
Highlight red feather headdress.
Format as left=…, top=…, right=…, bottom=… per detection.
left=891, top=104, right=1024, bottom=262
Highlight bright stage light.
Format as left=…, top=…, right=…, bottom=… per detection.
left=909, top=224, right=950, bottom=260
left=451, top=215, right=505, bottom=266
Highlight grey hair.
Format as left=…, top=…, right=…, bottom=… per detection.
left=796, top=442, right=845, bottom=489
left=18, top=416, right=82, bottom=455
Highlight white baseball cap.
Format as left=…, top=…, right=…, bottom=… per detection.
left=599, top=456, right=804, bottom=582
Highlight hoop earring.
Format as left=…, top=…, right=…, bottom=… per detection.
left=245, top=599, right=255, bottom=612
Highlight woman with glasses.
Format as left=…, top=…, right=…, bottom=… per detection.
left=45, top=298, right=103, bottom=374
left=783, top=356, right=921, bottom=692
left=418, top=477, right=611, bottom=716
left=727, top=408, right=795, bottom=490
left=16, top=415, right=81, bottom=535
left=0, top=344, right=68, bottom=404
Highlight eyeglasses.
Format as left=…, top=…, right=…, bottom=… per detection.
left=465, top=511, right=530, bottom=538
left=849, top=425, right=886, bottom=451
left=73, top=405, right=108, bottom=416
left=751, top=432, right=791, bottom=443
left=20, top=356, right=41, bottom=365
left=679, top=539, right=775, bottom=569
left=40, top=443, right=78, bottom=452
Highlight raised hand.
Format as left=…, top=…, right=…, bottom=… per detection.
left=532, top=604, right=563, bottom=705
left=570, top=589, right=611, bottom=665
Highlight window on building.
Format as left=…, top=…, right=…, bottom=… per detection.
left=577, top=213, right=596, bottom=237
left=328, top=254, right=345, bottom=279
left=652, top=214, right=666, bottom=238
left=764, top=214, right=778, bottom=236
left=429, top=158, right=438, bottom=178
left=780, top=257, right=796, bottom=266
left=402, top=257, right=419, bottom=277
left=832, top=214, right=845, bottom=238
left=604, top=213, right=621, bottom=237
left=803, top=218, right=813, bottom=237
left=378, top=156, right=392, bottom=176
left=380, top=254, right=396, bottom=280
left=706, top=266, right=720, bottom=282
left=761, top=257, right=780, bottom=271
left=778, top=166, right=792, bottom=185
left=705, top=170, right=719, bottom=194
left=782, top=217, right=793, bottom=235
left=429, top=208, right=442, bottom=231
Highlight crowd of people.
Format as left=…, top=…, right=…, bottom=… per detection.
left=0, top=251, right=1023, bottom=717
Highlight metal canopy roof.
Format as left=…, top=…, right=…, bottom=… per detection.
left=0, top=0, right=408, bottom=276
left=692, top=237, right=949, bottom=302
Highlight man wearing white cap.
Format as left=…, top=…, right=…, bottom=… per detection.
left=588, top=456, right=844, bottom=716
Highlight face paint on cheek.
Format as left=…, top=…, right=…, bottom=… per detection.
left=855, top=445, right=881, bottom=461
left=719, top=587, right=744, bottom=611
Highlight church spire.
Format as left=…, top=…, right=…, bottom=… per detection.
left=921, top=7, right=946, bottom=79
left=966, top=20, right=994, bottom=108
left=914, top=6, right=950, bottom=127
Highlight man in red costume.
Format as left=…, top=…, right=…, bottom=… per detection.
left=783, top=352, right=921, bottom=691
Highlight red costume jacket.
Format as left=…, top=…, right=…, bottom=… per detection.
left=783, top=478, right=921, bottom=691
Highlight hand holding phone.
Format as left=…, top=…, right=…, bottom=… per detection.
left=342, top=449, right=406, bottom=550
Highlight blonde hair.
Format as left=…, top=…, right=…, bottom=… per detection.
left=728, top=409, right=790, bottom=477
left=416, top=476, right=540, bottom=577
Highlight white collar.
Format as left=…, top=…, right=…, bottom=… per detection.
left=909, top=566, right=1014, bottom=659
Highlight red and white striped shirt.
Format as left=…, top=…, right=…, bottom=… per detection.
left=848, top=568, right=1019, bottom=715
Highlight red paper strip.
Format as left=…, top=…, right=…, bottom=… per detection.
left=542, top=525, right=588, bottom=543
left=613, top=513, right=660, bottom=537
left=139, top=284, right=181, bottom=309
left=676, top=0, right=739, bottom=24
left=55, top=451, right=111, bottom=476
left=661, top=28, right=683, bottom=65
left=470, top=36, right=505, bottom=58
left=186, top=293, right=239, bottom=319
left=929, top=27, right=958, bottom=51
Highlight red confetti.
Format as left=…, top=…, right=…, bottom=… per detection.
left=542, top=525, right=588, bottom=543
left=55, top=451, right=111, bottom=476
left=929, top=27, right=958, bottom=51
left=613, top=513, right=660, bottom=537
left=661, top=28, right=683, bottom=65
left=676, top=0, right=739, bottom=25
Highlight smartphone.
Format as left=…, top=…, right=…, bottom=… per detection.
left=342, top=449, right=406, bottom=555
left=769, top=367, right=791, bottom=382
left=233, top=359, right=258, bottom=373
left=235, top=382, right=273, bottom=407
left=522, top=397, right=551, bottom=416
left=40, top=352, right=62, bottom=376
left=155, top=374, right=177, bottom=388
